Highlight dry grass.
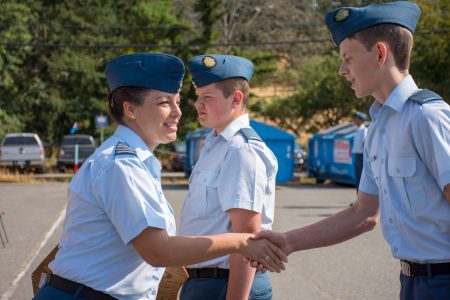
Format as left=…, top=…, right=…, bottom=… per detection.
left=0, top=169, right=41, bottom=183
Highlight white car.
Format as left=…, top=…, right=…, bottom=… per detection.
left=0, top=133, right=45, bottom=173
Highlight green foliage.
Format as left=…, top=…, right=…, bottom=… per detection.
left=412, top=0, right=450, bottom=100
left=0, top=0, right=448, bottom=148
left=0, top=109, right=23, bottom=140
left=251, top=52, right=371, bottom=137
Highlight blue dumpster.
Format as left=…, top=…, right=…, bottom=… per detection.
left=307, top=123, right=358, bottom=185
left=185, top=120, right=296, bottom=183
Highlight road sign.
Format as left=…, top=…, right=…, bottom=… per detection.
left=95, top=115, right=108, bottom=128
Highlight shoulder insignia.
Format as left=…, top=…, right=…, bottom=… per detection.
left=409, top=89, right=443, bottom=105
left=240, top=128, right=262, bottom=142
left=115, top=141, right=137, bottom=156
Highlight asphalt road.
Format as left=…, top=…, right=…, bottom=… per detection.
left=0, top=182, right=399, bottom=300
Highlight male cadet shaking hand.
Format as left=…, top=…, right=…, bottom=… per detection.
left=253, top=2, right=450, bottom=300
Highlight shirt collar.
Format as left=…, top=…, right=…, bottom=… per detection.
left=114, top=125, right=153, bottom=162
left=369, top=75, right=419, bottom=120
left=384, top=75, right=419, bottom=112
left=220, top=114, right=250, bottom=141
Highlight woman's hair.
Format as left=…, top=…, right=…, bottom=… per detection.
left=108, top=87, right=152, bottom=124
left=350, top=24, right=413, bottom=71
left=214, top=78, right=250, bottom=106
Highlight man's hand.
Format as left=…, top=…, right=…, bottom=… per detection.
left=236, top=234, right=288, bottom=273
left=249, top=230, right=292, bottom=270
left=256, top=230, right=293, bottom=256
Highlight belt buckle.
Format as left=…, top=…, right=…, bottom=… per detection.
left=401, top=261, right=412, bottom=277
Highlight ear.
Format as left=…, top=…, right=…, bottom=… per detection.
left=123, top=101, right=137, bottom=120
left=232, top=90, right=244, bottom=107
left=375, top=42, right=388, bottom=66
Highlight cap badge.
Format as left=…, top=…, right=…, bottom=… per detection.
left=202, top=56, right=217, bottom=68
left=334, top=8, right=350, bottom=22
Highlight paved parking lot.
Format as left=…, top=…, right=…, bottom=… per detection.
left=0, top=182, right=399, bottom=300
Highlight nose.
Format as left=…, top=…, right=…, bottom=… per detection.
left=338, top=61, right=348, bottom=77
left=171, top=101, right=182, bottom=118
left=194, top=98, right=203, bottom=109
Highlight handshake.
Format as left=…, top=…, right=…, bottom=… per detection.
left=239, top=230, right=293, bottom=273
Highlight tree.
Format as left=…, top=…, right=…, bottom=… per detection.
left=250, top=51, right=372, bottom=138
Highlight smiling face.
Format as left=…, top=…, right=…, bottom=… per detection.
left=194, top=83, right=238, bottom=134
left=338, top=38, right=380, bottom=99
left=124, top=90, right=181, bottom=150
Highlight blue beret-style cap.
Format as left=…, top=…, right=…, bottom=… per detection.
left=188, top=54, right=254, bottom=88
left=353, top=112, right=368, bottom=120
left=325, top=1, right=421, bottom=46
left=105, top=53, right=185, bottom=93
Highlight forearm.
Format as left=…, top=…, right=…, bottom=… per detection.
left=286, top=195, right=379, bottom=252
left=226, top=254, right=255, bottom=300
left=135, top=230, right=245, bottom=267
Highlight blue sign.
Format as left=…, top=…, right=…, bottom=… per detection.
left=96, top=116, right=108, bottom=128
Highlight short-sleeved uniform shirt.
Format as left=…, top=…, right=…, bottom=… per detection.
left=50, top=125, right=176, bottom=300
left=359, top=76, right=450, bottom=263
left=352, top=124, right=367, bottom=154
left=179, top=114, right=278, bottom=269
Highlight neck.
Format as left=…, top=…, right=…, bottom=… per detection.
left=373, top=69, right=409, bottom=105
left=123, top=122, right=157, bottom=151
left=214, top=111, right=246, bottom=136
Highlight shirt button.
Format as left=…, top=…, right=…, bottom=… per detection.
left=188, top=192, right=192, bottom=197
left=396, top=169, right=400, bottom=174
left=381, top=158, right=384, bottom=164
left=388, top=218, right=393, bottom=224
left=383, top=188, right=387, bottom=194
left=203, top=178, right=206, bottom=183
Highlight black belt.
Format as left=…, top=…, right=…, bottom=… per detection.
left=400, top=260, right=450, bottom=277
left=49, top=274, right=117, bottom=300
left=187, top=268, right=229, bottom=279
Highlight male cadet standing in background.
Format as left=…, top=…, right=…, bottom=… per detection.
left=179, top=54, right=278, bottom=300
left=352, top=111, right=367, bottom=192
left=254, top=2, right=450, bottom=299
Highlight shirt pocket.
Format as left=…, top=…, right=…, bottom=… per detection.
left=388, top=156, right=427, bottom=211
left=189, top=170, right=221, bottom=218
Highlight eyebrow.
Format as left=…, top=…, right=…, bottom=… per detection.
left=196, top=92, right=212, bottom=97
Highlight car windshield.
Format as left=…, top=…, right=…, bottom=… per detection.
left=3, top=136, right=39, bottom=146
left=62, top=137, right=93, bottom=146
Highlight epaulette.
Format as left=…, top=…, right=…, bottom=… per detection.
left=240, top=128, right=262, bottom=142
left=409, top=89, right=443, bottom=105
left=115, top=141, right=137, bottom=156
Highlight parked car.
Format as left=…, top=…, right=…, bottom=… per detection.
left=294, top=142, right=307, bottom=172
left=0, top=133, right=45, bottom=173
left=166, top=142, right=186, bottom=172
left=57, top=134, right=96, bottom=172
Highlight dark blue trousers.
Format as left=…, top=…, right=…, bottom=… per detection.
left=400, top=273, right=450, bottom=300
left=33, top=283, right=88, bottom=300
left=180, top=271, right=272, bottom=300
left=354, top=153, right=363, bottom=190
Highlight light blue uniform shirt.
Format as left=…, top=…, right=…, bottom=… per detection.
left=179, top=114, right=278, bottom=269
left=50, top=125, right=176, bottom=300
left=359, top=76, right=450, bottom=263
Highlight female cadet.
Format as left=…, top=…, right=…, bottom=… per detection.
left=33, top=53, right=286, bottom=300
